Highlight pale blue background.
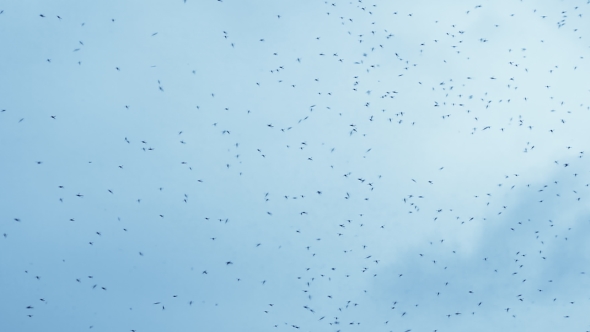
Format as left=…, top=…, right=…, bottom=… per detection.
left=1, top=1, right=590, bottom=331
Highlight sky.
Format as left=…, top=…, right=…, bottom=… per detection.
left=1, top=0, right=590, bottom=331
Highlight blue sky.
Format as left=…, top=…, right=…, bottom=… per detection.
left=1, top=0, right=590, bottom=331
